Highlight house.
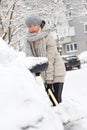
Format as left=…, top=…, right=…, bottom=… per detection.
left=61, top=0, right=87, bottom=55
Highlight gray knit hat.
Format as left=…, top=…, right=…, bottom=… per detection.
left=25, top=13, right=43, bottom=27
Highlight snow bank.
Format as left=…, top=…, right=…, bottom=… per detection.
left=54, top=99, right=87, bottom=130
left=0, top=38, right=64, bottom=130
left=79, top=51, right=87, bottom=64
left=1, top=37, right=87, bottom=130
left=0, top=37, right=48, bottom=69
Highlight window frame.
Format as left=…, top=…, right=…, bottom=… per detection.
left=84, top=24, right=87, bottom=33
left=66, top=43, right=77, bottom=53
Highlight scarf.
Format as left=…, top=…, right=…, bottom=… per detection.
left=26, top=31, right=48, bottom=57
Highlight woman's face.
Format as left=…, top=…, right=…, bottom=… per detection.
left=28, top=24, right=41, bottom=33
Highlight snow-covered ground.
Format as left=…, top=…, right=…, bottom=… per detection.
left=62, top=64, right=87, bottom=130
left=1, top=37, right=87, bottom=130
left=63, top=64, right=87, bottom=107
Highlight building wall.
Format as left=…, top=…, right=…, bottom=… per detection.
left=70, top=18, right=87, bottom=54
left=63, top=0, right=87, bottom=55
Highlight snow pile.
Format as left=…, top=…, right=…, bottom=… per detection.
left=1, top=37, right=87, bottom=130
left=0, top=37, right=48, bottom=69
left=79, top=51, right=87, bottom=64
left=0, top=64, right=64, bottom=130
left=54, top=99, right=87, bottom=130
left=0, top=38, right=64, bottom=130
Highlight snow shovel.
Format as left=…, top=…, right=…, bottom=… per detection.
left=29, top=60, right=58, bottom=106
left=40, top=75, right=58, bottom=106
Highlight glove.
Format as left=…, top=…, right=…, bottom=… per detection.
left=45, top=83, right=52, bottom=92
left=35, top=72, right=40, bottom=76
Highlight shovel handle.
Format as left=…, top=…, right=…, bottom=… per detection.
left=48, top=88, right=58, bottom=106
left=40, top=75, right=58, bottom=106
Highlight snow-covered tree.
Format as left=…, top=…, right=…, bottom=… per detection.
left=0, top=0, right=27, bottom=50
left=0, top=0, right=68, bottom=50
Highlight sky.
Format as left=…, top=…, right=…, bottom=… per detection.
left=0, top=37, right=87, bottom=130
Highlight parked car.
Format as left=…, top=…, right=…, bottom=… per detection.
left=62, top=55, right=81, bottom=70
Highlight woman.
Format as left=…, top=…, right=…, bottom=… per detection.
left=24, top=13, right=66, bottom=105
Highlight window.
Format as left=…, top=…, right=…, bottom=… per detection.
left=66, top=43, right=77, bottom=53
left=67, top=45, right=69, bottom=52
left=74, top=44, right=77, bottom=50
left=84, top=24, right=87, bottom=33
left=67, top=10, right=73, bottom=21
left=66, top=0, right=71, bottom=4
left=70, top=44, right=73, bottom=51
